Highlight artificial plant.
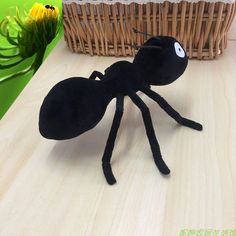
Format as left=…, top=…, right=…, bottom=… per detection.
left=0, top=3, right=60, bottom=83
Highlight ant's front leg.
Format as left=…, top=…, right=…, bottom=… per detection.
left=141, top=86, right=203, bottom=131
left=102, top=94, right=124, bottom=185
left=129, top=92, right=170, bottom=175
left=89, top=71, right=104, bottom=80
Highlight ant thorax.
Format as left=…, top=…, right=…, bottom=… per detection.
left=102, top=61, right=144, bottom=96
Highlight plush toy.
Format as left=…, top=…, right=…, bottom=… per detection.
left=39, top=31, right=203, bottom=185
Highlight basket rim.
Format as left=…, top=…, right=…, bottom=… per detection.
left=62, top=0, right=235, bottom=5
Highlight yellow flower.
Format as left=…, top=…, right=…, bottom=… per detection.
left=20, top=3, right=60, bottom=56
left=29, top=3, right=59, bottom=21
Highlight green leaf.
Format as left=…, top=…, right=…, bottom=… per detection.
left=6, top=30, right=18, bottom=45
left=14, top=16, right=31, bottom=33
left=33, top=28, right=41, bottom=46
left=0, top=65, right=32, bottom=83
left=55, top=17, right=62, bottom=36
left=31, top=47, right=46, bottom=72
left=0, top=56, right=21, bottom=64
left=0, top=18, right=9, bottom=37
left=0, top=58, right=25, bottom=69
left=17, top=33, right=28, bottom=46
left=0, top=45, right=17, bottom=50
left=0, top=57, right=12, bottom=62
left=15, top=8, right=32, bottom=33
left=0, top=52, right=20, bottom=58
left=16, top=7, right=31, bottom=30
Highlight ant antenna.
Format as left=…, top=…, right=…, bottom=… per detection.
left=127, top=43, right=162, bottom=50
left=132, top=28, right=161, bottom=42
left=133, top=28, right=153, bottom=39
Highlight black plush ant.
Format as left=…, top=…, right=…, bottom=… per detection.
left=39, top=30, right=203, bottom=185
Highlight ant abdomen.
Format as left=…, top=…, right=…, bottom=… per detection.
left=39, top=77, right=112, bottom=140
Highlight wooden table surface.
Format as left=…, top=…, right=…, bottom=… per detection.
left=1, top=28, right=236, bottom=236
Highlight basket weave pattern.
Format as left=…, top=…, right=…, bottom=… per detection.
left=63, top=1, right=236, bottom=59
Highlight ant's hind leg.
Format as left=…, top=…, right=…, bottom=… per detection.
left=89, top=71, right=104, bottom=80
left=129, top=92, right=170, bottom=175
left=141, top=86, right=203, bottom=131
left=102, top=94, right=124, bottom=185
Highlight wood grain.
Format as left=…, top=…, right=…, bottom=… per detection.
left=0, top=24, right=236, bottom=235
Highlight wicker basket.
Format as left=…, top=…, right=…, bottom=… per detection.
left=63, top=0, right=236, bottom=59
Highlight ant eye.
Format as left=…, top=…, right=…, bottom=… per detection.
left=174, top=42, right=185, bottom=58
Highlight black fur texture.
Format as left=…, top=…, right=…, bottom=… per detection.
left=39, top=35, right=202, bottom=185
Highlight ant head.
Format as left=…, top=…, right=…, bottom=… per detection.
left=132, top=30, right=188, bottom=86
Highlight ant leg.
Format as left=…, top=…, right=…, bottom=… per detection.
left=141, top=86, right=203, bottom=131
left=89, top=71, right=104, bottom=80
left=129, top=92, right=170, bottom=175
left=102, top=94, right=124, bottom=185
